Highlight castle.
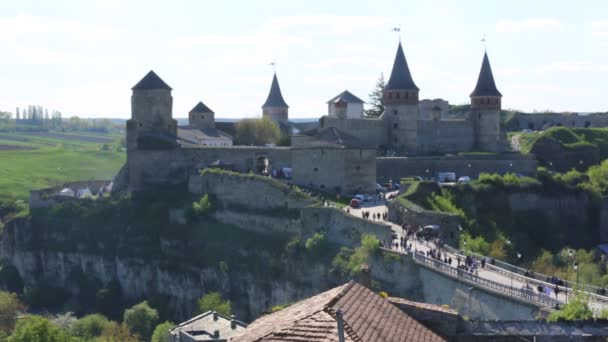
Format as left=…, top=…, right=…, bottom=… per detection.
left=317, top=42, right=506, bottom=155
left=122, top=42, right=531, bottom=195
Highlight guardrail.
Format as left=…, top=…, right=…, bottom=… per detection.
left=440, top=245, right=608, bottom=306
left=412, top=251, right=559, bottom=308
left=444, top=245, right=608, bottom=301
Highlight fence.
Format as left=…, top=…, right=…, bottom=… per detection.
left=412, top=251, right=559, bottom=308
left=441, top=245, right=608, bottom=306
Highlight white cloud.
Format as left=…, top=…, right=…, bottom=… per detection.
left=533, top=61, right=608, bottom=74
left=496, top=18, right=561, bottom=33
left=0, top=46, right=97, bottom=65
left=0, top=14, right=124, bottom=43
left=592, top=20, right=608, bottom=37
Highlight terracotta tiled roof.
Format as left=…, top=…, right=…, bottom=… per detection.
left=231, top=282, right=446, bottom=342
left=386, top=297, right=458, bottom=315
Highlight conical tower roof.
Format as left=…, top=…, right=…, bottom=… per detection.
left=385, top=42, right=419, bottom=91
left=190, top=101, right=214, bottom=114
left=262, top=73, right=289, bottom=108
left=132, top=70, right=172, bottom=90
left=470, top=52, right=502, bottom=97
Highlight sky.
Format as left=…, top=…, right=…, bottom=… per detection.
left=1, top=0, right=608, bottom=119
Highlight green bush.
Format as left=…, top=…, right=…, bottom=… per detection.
left=151, top=321, right=175, bottom=342
left=331, top=234, right=379, bottom=276
left=198, top=292, right=232, bottom=316
left=123, top=301, right=159, bottom=341
left=70, top=314, right=110, bottom=339
left=8, top=315, right=74, bottom=342
left=192, top=194, right=213, bottom=216
left=305, top=233, right=328, bottom=255
left=547, top=290, right=593, bottom=322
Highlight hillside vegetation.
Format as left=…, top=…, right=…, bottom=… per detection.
left=519, top=126, right=608, bottom=158
left=0, top=131, right=125, bottom=209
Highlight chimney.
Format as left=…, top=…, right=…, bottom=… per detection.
left=230, top=314, right=237, bottom=329
left=213, top=330, right=220, bottom=339
left=359, top=264, right=372, bottom=289
left=213, top=311, right=218, bottom=321
left=336, top=309, right=345, bottom=342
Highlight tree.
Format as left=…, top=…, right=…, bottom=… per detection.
left=198, top=292, right=232, bottom=316
left=100, top=321, right=138, bottom=342
left=365, top=73, right=385, bottom=118
left=71, top=314, right=110, bottom=339
left=235, top=117, right=280, bottom=146
left=0, top=291, right=23, bottom=334
left=7, top=315, right=73, bottom=342
left=123, top=301, right=159, bottom=341
left=151, top=321, right=175, bottom=342
left=547, top=290, right=593, bottom=322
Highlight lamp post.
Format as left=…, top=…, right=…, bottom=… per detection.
left=567, top=249, right=574, bottom=302
left=573, top=261, right=579, bottom=288
left=463, top=240, right=467, bottom=256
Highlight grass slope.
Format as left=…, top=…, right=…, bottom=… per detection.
left=518, top=127, right=608, bottom=158
left=0, top=132, right=125, bottom=202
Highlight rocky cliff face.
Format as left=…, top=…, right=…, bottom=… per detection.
left=0, top=217, right=341, bottom=321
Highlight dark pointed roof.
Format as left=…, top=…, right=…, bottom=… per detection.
left=470, top=52, right=502, bottom=97
left=132, top=71, right=172, bottom=90
left=327, top=90, right=365, bottom=104
left=190, top=101, right=214, bottom=114
left=262, top=73, right=289, bottom=108
left=385, top=42, right=419, bottom=91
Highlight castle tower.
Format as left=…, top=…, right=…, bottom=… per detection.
left=189, top=101, right=215, bottom=130
left=470, top=52, right=503, bottom=152
left=126, top=71, right=177, bottom=151
left=262, top=73, right=289, bottom=123
left=383, top=42, right=420, bottom=154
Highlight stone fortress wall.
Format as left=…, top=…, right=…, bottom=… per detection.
left=376, top=152, right=538, bottom=182
left=514, top=112, right=608, bottom=131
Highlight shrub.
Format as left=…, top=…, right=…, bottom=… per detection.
left=305, top=233, right=328, bottom=255
left=0, top=291, right=23, bottom=334
left=547, top=290, right=593, bottom=322
left=151, top=321, right=175, bottom=342
left=378, top=291, right=389, bottom=298
left=331, top=235, right=379, bottom=276
left=192, top=194, right=213, bottom=216
left=123, top=301, right=159, bottom=341
left=8, top=315, right=73, bottom=342
left=198, top=292, right=232, bottom=316
left=100, top=321, right=138, bottom=342
left=71, top=314, right=110, bottom=339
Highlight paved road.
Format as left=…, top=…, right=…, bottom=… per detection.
left=342, top=197, right=608, bottom=312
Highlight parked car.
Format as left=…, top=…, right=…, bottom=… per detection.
left=437, top=172, right=456, bottom=183
left=350, top=198, right=361, bottom=208
left=376, top=183, right=387, bottom=193
left=457, top=176, right=470, bottom=184
left=362, top=194, right=374, bottom=202
left=354, top=194, right=365, bottom=202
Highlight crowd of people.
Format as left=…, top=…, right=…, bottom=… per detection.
left=361, top=210, right=388, bottom=221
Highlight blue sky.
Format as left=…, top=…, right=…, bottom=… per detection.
left=1, top=0, right=607, bottom=118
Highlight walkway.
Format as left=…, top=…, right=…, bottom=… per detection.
left=342, top=197, right=608, bottom=313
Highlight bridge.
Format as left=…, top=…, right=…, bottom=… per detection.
left=344, top=198, right=608, bottom=313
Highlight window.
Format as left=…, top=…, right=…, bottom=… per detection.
left=396, top=93, right=400, bottom=99
left=313, top=167, right=318, bottom=172
left=388, top=93, right=393, bottom=99
left=405, top=92, right=409, bottom=99
left=393, top=123, right=398, bottom=129
left=393, top=137, right=398, bottom=143
left=201, top=115, right=205, bottom=119
left=393, top=110, right=398, bottom=115
left=356, top=166, right=361, bottom=171
left=139, top=123, right=142, bottom=127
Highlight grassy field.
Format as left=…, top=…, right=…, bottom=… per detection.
left=0, top=131, right=125, bottom=203
left=517, top=127, right=608, bottom=157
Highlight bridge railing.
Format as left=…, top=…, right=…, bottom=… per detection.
left=441, top=244, right=608, bottom=304
left=412, top=251, right=559, bottom=308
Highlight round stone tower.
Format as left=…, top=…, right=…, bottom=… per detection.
left=383, top=41, right=420, bottom=155
left=126, top=70, right=177, bottom=151
left=262, top=73, right=289, bottom=123
left=470, top=52, right=503, bottom=152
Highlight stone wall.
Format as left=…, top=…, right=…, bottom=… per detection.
left=319, top=116, right=388, bottom=147
left=514, top=112, right=608, bottom=131
left=387, top=198, right=460, bottom=246
left=416, top=119, right=475, bottom=155
left=600, top=197, right=608, bottom=243
left=377, top=153, right=538, bottom=182
left=189, top=171, right=391, bottom=246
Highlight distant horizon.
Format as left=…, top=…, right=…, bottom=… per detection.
left=2, top=0, right=608, bottom=118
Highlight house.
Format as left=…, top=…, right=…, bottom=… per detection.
left=169, top=311, right=247, bottom=342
